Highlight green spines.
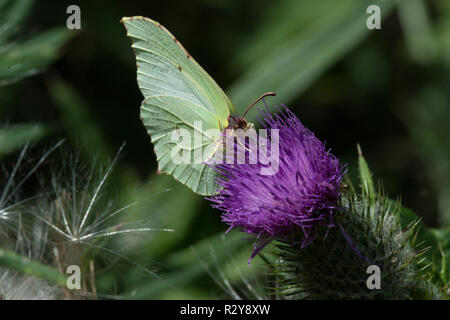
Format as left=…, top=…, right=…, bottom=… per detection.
left=267, top=148, right=442, bottom=299
left=270, top=188, right=439, bottom=299
left=357, top=143, right=375, bottom=206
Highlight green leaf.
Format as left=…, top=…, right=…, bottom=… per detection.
left=228, top=0, right=394, bottom=120
left=120, top=174, right=202, bottom=258
left=356, top=144, right=375, bottom=204
left=397, top=0, right=438, bottom=64
left=0, top=123, right=49, bottom=157
left=0, top=27, right=74, bottom=85
left=128, top=230, right=247, bottom=299
left=0, top=0, right=34, bottom=45
left=47, top=79, right=112, bottom=161
left=0, top=246, right=66, bottom=286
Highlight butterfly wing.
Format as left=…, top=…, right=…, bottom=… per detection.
left=122, top=16, right=234, bottom=195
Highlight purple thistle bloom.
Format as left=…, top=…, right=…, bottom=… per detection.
left=207, top=106, right=345, bottom=260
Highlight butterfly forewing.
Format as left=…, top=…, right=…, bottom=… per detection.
left=123, top=16, right=232, bottom=195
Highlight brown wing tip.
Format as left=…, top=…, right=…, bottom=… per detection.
left=122, top=16, right=192, bottom=60
left=121, top=16, right=161, bottom=26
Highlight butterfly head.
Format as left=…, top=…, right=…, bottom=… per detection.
left=227, top=115, right=249, bottom=130
left=226, top=92, right=276, bottom=131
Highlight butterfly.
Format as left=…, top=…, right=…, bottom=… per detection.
left=122, top=16, right=274, bottom=195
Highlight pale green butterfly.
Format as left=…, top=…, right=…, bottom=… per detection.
left=122, top=16, right=274, bottom=195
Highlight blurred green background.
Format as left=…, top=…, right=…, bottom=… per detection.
left=1, top=0, right=449, bottom=299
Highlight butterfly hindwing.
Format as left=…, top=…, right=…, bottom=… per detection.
left=141, top=95, right=220, bottom=195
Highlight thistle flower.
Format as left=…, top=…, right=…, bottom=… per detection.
left=206, top=108, right=442, bottom=299
left=208, top=106, right=345, bottom=259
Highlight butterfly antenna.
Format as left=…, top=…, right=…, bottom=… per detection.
left=241, top=92, right=276, bottom=118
